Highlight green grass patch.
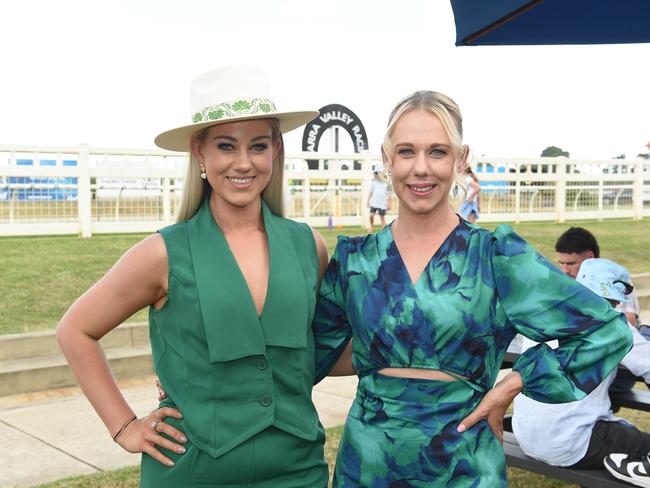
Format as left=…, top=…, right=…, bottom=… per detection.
left=482, top=219, right=650, bottom=275
left=0, top=234, right=148, bottom=335
left=2, top=218, right=649, bottom=335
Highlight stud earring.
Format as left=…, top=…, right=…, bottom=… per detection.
left=199, top=163, right=207, bottom=180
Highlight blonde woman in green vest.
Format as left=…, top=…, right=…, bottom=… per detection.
left=57, top=65, right=337, bottom=487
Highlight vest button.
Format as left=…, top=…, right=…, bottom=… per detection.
left=260, top=395, right=272, bottom=407
left=256, top=358, right=268, bottom=370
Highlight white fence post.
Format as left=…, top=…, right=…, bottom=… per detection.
left=598, top=179, right=604, bottom=221
left=330, top=174, right=337, bottom=227
left=360, top=154, right=372, bottom=231
left=77, top=143, right=92, bottom=237
left=162, top=175, right=171, bottom=223
left=514, top=170, right=521, bottom=223
left=302, top=170, right=311, bottom=221
left=633, top=159, right=644, bottom=220
left=555, top=160, right=566, bottom=223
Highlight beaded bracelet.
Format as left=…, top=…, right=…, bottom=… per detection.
left=112, top=415, right=137, bottom=442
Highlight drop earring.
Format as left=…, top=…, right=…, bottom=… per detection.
left=199, top=163, right=207, bottom=180
left=452, top=183, right=459, bottom=197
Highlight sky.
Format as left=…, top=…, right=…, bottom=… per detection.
left=1, top=0, right=649, bottom=160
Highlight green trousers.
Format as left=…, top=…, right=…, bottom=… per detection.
left=140, top=418, right=328, bottom=488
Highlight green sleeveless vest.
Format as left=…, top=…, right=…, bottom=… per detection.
left=150, top=199, right=320, bottom=458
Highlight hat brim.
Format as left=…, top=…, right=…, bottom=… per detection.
left=154, top=110, right=319, bottom=152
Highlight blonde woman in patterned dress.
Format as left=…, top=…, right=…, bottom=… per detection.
left=312, top=90, right=632, bottom=487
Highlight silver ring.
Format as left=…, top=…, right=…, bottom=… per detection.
left=150, top=420, right=159, bottom=431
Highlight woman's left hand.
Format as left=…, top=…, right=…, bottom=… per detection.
left=115, top=407, right=186, bottom=466
left=456, top=371, right=523, bottom=443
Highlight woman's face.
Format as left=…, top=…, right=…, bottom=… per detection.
left=192, top=119, right=280, bottom=210
left=388, top=109, right=457, bottom=217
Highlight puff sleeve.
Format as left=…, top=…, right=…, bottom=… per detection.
left=312, top=237, right=353, bottom=384
left=491, top=225, right=632, bottom=403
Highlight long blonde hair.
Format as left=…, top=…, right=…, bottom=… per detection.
left=175, top=118, right=285, bottom=222
left=381, top=91, right=468, bottom=201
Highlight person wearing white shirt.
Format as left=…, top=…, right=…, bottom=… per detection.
left=512, top=258, right=650, bottom=469
left=367, top=165, right=390, bottom=228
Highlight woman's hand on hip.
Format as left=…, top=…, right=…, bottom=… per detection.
left=155, top=379, right=167, bottom=400
left=456, top=371, right=523, bottom=443
left=115, top=407, right=187, bottom=466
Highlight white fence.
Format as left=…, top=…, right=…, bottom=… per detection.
left=0, top=144, right=649, bottom=237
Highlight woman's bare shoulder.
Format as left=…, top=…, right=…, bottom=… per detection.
left=111, top=233, right=168, bottom=280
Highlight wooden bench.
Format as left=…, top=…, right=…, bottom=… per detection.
left=611, top=388, right=650, bottom=412
left=503, top=432, right=630, bottom=488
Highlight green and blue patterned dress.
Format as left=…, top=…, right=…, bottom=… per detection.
left=313, top=220, right=632, bottom=487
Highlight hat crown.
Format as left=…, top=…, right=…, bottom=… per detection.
left=190, top=65, right=274, bottom=116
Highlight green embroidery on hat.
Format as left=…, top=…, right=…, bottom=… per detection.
left=192, top=98, right=277, bottom=123
left=232, top=100, right=252, bottom=112
left=208, top=109, right=225, bottom=120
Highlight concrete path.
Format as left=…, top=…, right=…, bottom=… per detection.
left=0, top=375, right=358, bottom=488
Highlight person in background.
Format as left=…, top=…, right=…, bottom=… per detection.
left=56, top=65, right=333, bottom=487
left=312, top=90, right=632, bottom=487
left=367, top=163, right=391, bottom=228
left=458, top=163, right=480, bottom=223
left=555, top=226, right=641, bottom=327
left=555, top=226, right=645, bottom=395
left=513, top=258, right=650, bottom=471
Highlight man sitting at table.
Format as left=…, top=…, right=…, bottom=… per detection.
left=512, top=258, right=650, bottom=469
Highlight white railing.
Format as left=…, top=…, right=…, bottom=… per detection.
left=0, top=144, right=648, bottom=237
left=472, top=157, right=650, bottom=223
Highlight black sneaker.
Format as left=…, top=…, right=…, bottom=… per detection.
left=604, top=453, right=650, bottom=488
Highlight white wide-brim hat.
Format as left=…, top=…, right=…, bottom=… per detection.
left=155, top=65, right=319, bottom=152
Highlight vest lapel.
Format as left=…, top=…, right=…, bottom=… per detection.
left=188, top=199, right=266, bottom=362
left=188, top=199, right=308, bottom=363
left=260, top=203, right=308, bottom=349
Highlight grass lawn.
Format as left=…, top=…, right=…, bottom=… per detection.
left=35, top=403, right=650, bottom=487
left=1, top=234, right=150, bottom=334
left=2, top=218, right=649, bottom=335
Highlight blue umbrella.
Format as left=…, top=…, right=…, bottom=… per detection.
left=451, top=0, right=650, bottom=46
